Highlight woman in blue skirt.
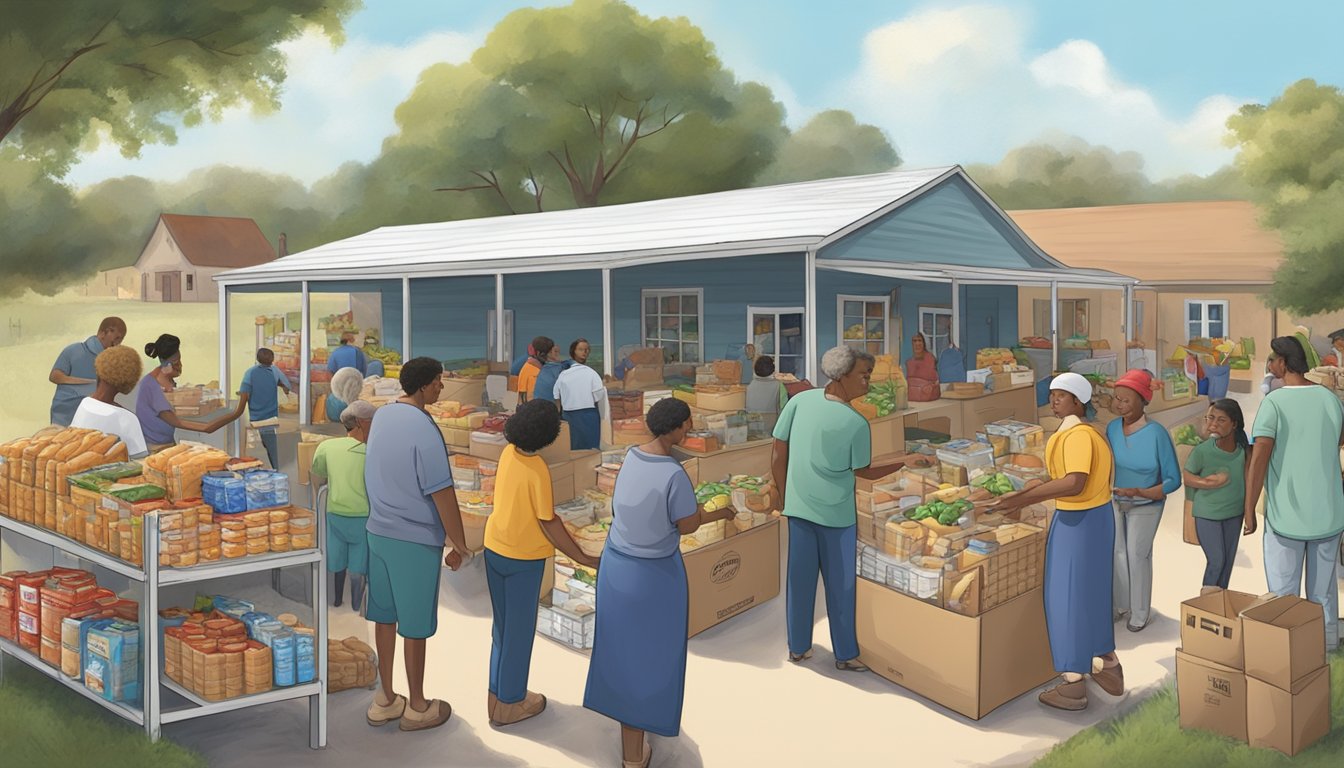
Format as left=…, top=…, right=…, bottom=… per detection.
left=993, top=372, right=1125, bottom=711
left=584, top=398, right=735, bottom=767
left=554, top=338, right=608, bottom=451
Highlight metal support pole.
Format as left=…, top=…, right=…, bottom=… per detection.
left=950, top=277, right=961, bottom=351
left=1050, top=281, right=1060, bottom=374
left=144, top=516, right=161, bottom=741
left=299, top=282, right=311, bottom=426
left=805, top=250, right=817, bottom=382
left=402, top=276, right=412, bottom=361
left=1123, top=284, right=1135, bottom=371
left=601, top=269, right=613, bottom=377
left=221, top=288, right=241, bottom=456
left=311, top=485, right=328, bottom=749
left=494, top=274, right=505, bottom=363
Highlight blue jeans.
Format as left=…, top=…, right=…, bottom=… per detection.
left=484, top=549, right=546, bottom=704
left=257, top=427, right=279, bottom=469
left=785, top=517, right=858, bottom=661
left=1195, top=516, right=1241, bottom=589
left=1263, top=525, right=1342, bottom=649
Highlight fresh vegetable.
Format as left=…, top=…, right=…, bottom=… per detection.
left=971, top=473, right=1014, bottom=496
left=1173, top=423, right=1204, bottom=447
left=105, top=484, right=167, bottom=503
left=862, top=379, right=903, bottom=417
left=906, top=498, right=973, bottom=526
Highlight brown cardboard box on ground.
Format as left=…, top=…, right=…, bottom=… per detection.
left=1179, top=588, right=1261, bottom=669
left=1176, top=649, right=1248, bottom=742
left=684, top=517, right=780, bottom=637
left=1246, top=665, right=1330, bottom=756
left=1241, top=595, right=1327, bottom=691
left=856, top=581, right=1055, bottom=720
left=549, top=461, right=575, bottom=505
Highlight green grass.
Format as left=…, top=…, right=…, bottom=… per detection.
left=1036, top=649, right=1344, bottom=768
left=0, top=661, right=206, bottom=768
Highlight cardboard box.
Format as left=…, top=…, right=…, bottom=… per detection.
left=538, top=421, right=571, bottom=465
left=990, top=371, right=1034, bottom=391
left=468, top=434, right=507, bottom=463
left=295, top=436, right=334, bottom=487
left=672, top=439, right=772, bottom=484
left=856, top=582, right=1055, bottom=720
left=867, top=413, right=906, bottom=460
left=440, top=426, right=470, bottom=449
left=1241, top=595, right=1327, bottom=691
left=1246, top=665, right=1330, bottom=756
left=1179, top=589, right=1260, bottom=669
left=549, top=461, right=576, bottom=505
left=684, top=517, right=781, bottom=637
left=438, top=378, right=486, bottom=407
left=681, top=458, right=699, bottom=486
left=1176, top=649, right=1247, bottom=742
left=571, top=450, right=601, bottom=494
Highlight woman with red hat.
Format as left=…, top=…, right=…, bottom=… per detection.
left=1106, top=368, right=1181, bottom=633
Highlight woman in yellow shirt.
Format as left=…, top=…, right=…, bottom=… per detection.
left=483, top=399, right=599, bottom=727
left=993, top=372, right=1124, bottom=711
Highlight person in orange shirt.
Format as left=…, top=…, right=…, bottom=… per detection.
left=483, top=399, right=599, bottom=726
left=515, top=336, right=552, bottom=404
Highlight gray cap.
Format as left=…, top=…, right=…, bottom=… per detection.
left=340, top=399, right=377, bottom=430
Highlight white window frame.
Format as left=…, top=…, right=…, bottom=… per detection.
left=919, top=306, right=954, bottom=357
left=747, top=305, right=806, bottom=376
left=837, top=294, right=890, bottom=355
left=641, top=288, right=704, bottom=363
left=1185, top=299, right=1229, bottom=341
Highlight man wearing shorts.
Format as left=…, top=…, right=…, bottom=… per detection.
left=311, top=400, right=374, bottom=611
left=363, top=357, right=473, bottom=733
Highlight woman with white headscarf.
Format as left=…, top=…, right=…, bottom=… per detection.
left=993, top=372, right=1125, bottom=711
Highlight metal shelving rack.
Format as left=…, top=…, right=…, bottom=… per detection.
left=0, top=507, right=327, bottom=747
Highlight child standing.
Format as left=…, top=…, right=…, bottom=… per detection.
left=237, top=348, right=292, bottom=468
left=483, top=399, right=599, bottom=726
left=1182, top=399, right=1251, bottom=589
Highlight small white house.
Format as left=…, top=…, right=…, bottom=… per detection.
left=135, top=214, right=277, bottom=302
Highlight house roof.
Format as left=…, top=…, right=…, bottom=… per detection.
left=1007, top=201, right=1282, bottom=285
left=158, top=214, right=275, bottom=269
left=215, top=166, right=1131, bottom=286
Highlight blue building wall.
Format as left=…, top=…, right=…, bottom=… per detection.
left=610, top=253, right=807, bottom=367
left=505, top=270, right=605, bottom=362
left=821, top=175, right=1051, bottom=270
left=408, top=276, right=495, bottom=365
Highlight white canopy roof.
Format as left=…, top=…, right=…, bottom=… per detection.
left=216, top=165, right=1133, bottom=287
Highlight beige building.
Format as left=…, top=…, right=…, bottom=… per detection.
left=1008, top=201, right=1344, bottom=390
left=132, top=214, right=277, bottom=302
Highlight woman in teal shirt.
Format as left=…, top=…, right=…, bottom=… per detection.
left=766, top=345, right=873, bottom=671
left=1182, top=399, right=1249, bottom=589
left=1105, top=369, right=1181, bottom=633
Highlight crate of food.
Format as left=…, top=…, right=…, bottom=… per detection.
left=936, top=440, right=996, bottom=486
left=984, top=420, right=1045, bottom=458
left=536, top=600, right=595, bottom=650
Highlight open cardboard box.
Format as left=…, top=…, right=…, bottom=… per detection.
left=685, top=517, right=781, bottom=637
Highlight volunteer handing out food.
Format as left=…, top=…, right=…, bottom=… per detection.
left=134, top=333, right=240, bottom=452
left=992, top=372, right=1125, bottom=712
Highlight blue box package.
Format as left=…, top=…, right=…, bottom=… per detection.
left=202, top=471, right=247, bottom=514
left=85, top=620, right=141, bottom=704
left=295, top=627, right=316, bottom=684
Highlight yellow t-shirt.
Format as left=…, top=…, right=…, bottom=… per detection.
left=1046, top=422, right=1115, bottom=510
left=516, top=361, right=540, bottom=400
left=484, top=445, right=555, bottom=560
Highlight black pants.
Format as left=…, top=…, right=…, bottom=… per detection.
left=1196, top=516, right=1242, bottom=588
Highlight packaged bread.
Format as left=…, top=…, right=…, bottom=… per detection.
left=268, top=509, right=290, bottom=523
left=245, top=540, right=268, bottom=555
left=221, top=542, right=246, bottom=559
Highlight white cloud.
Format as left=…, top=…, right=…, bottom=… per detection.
left=841, top=5, right=1242, bottom=178
left=65, top=28, right=481, bottom=190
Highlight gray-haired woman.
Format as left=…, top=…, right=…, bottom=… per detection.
left=765, top=345, right=874, bottom=670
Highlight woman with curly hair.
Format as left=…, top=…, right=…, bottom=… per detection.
left=483, top=399, right=598, bottom=727
left=71, top=345, right=149, bottom=459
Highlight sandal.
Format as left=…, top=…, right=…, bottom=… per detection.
left=367, top=692, right=407, bottom=726
left=835, top=659, right=869, bottom=672
left=788, top=649, right=813, bottom=663
left=399, top=699, right=453, bottom=732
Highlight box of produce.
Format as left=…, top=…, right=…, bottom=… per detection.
left=984, top=420, right=1045, bottom=457
left=936, top=440, right=995, bottom=486
left=859, top=379, right=907, bottom=419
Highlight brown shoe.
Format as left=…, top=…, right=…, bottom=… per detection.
left=1038, top=678, right=1088, bottom=711
left=491, top=690, right=547, bottom=727
left=399, top=699, right=453, bottom=732
left=623, top=741, right=652, bottom=768
left=487, top=691, right=499, bottom=721
left=1091, top=662, right=1125, bottom=697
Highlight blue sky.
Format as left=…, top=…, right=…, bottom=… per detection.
left=66, top=0, right=1344, bottom=188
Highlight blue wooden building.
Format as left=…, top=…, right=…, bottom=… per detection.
left=216, top=166, right=1135, bottom=424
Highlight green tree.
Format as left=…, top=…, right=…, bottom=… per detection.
left=0, top=0, right=356, bottom=177
left=755, top=110, right=900, bottom=186
left=1228, top=79, right=1344, bottom=315
left=0, top=148, right=102, bottom=297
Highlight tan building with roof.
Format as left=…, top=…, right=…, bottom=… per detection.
left=1008, top=200, right=1344, bottom=389
left=131, top=213, right=278, bottom=302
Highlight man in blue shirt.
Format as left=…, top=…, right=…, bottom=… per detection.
left=531, top=344, right=573, bottom=404
left=327, top=332, right=368, bottom=376
left=49, top=317, right=126, bottom=426
left=233, top=348, right=292, bottom=469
